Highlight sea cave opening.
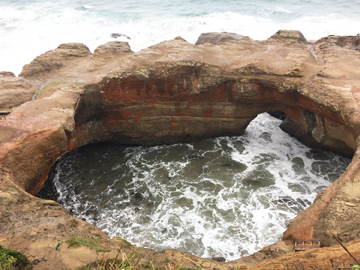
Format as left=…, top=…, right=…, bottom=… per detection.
left=37, top=112, right=351, bottom=261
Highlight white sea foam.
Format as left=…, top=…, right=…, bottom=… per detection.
left=51, top=113, right=350, bottom=261
left=7, top=0, right=354, bottom=260
left=1, top=0, right=360, bottom=75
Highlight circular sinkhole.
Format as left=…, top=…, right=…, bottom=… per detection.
left=37, top=113, right=351, bottom=261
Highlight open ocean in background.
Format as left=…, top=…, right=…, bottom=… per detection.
left=2, top=0, right=356, bottom=261
left=1, top=0, right=360, bottom=74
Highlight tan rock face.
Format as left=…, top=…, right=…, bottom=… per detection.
left=19, top=43, right=92, bottom=78
left=88, top=41, right=133, bottom=71
left=252, top=239, right=360, bottom=270
left=0, top=72, right=39, bottom=113
left=1, top=30, right=360, bottom=268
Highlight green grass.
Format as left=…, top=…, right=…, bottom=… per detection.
left=0, top=245, right=32, bottom=270
left=77, top=250, right=143, bottom=270
left=75, top=230, right=225, bottom=270
left=35, top=81, right=64, bottom=99
left=67, top=237, right=110, bottom=252
left=113, top=237, right=132, bottom=247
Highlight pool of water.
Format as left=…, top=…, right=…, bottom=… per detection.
left=42, top=113, right=351, bottom=261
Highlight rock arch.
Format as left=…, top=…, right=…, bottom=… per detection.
left=1, top=30, right=360, bottom=260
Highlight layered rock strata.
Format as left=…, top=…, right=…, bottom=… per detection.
left=1, top=30, right=360, bottom=268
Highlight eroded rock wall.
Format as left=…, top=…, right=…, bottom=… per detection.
left=1, top=31, right=360, bottom=268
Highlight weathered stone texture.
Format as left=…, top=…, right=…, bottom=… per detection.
left=0, top=72, right=39, bottom=113
left=1, top=30, right=360, bottom=268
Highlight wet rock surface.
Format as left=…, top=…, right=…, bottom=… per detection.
left=36, top=168, right=60, bottom=202
left=1, top=30, right=360, bottom=269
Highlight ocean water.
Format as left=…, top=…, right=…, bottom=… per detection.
left=2, top=0, right=355, bottom=261
left=1, top=0, right=360, bottom=75
left=50, top=114, right=350, bottom=260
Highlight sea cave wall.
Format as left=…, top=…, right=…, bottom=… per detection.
left=1, top=30, right=360, bottom=268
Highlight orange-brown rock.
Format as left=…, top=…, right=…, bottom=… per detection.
left=252, top=239, right=360, bottom=270
left=1, top=30, right=360, bottom=269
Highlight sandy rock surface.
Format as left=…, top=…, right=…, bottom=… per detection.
left=1, top=30, right=360, bottom=269
left=0, top=71, right=39, bottom=114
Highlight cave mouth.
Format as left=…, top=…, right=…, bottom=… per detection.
left=37, top=112, right=351, bottom=261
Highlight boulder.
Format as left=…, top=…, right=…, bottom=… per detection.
left=0, top=72, right=39, bottom=113
left=19, top=43, right=91, bottom=78
left=195, top=31, right=250, bottom=45
left=316, top=34, right=360, bottom=51
left=88, top=41, right=133, bottom=71
left=268, top=29, right=307, bottom=44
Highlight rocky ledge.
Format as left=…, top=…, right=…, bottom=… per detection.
left=1, top=30, right=360, bottom=269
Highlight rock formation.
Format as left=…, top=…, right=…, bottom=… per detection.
left=0, top=71, right=39, bottom=114
left=1, top=30, right=360, bottom=269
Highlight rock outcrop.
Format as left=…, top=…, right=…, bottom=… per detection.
left=195, top=31, right=251, bottom=45
left=268, top=29, right=307, bottom=44
left=1, top=31, right=360, bottom=269
left=0, top=72, right=39, bottom=114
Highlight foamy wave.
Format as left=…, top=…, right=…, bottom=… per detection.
left=50, top=113, right=350, bottom=261
left=1, top=1, right=360, bottom=75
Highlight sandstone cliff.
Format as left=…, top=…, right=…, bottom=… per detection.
left=1, top=30, right=360, bottom=269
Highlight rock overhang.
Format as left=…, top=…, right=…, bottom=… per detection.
left=1, top=30, right=360, bottom=267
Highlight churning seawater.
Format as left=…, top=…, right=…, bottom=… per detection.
left=2, top=0, right=356, bottom=261
left=49, top=113, right=350, bottom=260
left=1, top=0, right=360, bottom=74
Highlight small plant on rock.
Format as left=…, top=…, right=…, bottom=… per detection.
left=0, top=245, right=32, bottom=270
